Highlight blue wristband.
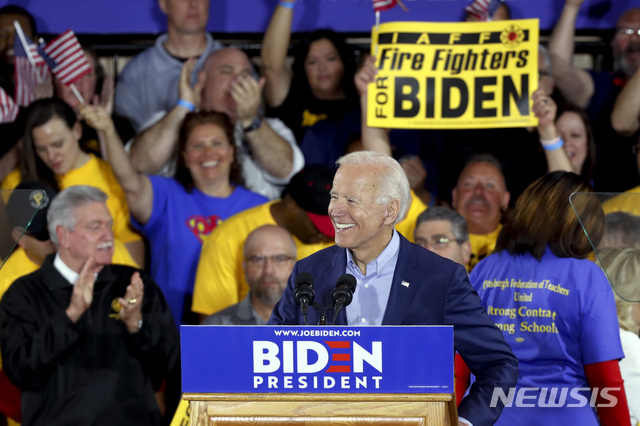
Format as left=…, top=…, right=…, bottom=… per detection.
left=279, top=1, right=295, bottom=9
left=541, top=137, right=564, bottom=151
left=177, top=99, right=195, bottom=112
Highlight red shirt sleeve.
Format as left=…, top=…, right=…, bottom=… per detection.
left=584, top=359, right=630, bottom=426
left=455, top=352, right=471, bottom=406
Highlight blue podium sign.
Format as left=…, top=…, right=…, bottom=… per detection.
left=181, top=325, right=453, bottom=394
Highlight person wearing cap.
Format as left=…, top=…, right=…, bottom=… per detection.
left=192, top=164, right=336, bottom=318
left=0, top=185, right=179, bottom=426
left=202, top=225, right=296, bottom=325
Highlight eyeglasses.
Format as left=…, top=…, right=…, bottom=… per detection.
left=246, top=255, right=295, bottom=267
left=617, top=27, right=640, bottom=37
left=419, top=236, right=462, bottom=250
left=633, top=145, right=640, bottom=156
left=538, top=70, right=551, bottom=79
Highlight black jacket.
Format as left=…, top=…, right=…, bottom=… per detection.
left=0, top=256, right=179, bottom=426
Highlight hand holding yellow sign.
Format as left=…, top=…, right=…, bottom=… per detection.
left=368, top=19, right=539, bottom=129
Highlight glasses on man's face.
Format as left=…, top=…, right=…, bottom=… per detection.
left=246, top=254, right=295, bottom=267
left=420, top=235, right=461, bottom=250
left=617, top=27, right=640, bottom=37
left=538, top=70, right=551, bottom=79
left=633, top=145, right=640, bottom=156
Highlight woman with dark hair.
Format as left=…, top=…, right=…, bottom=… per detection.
left=261, top=1, right=359, bottom=143
left=533, top=89, right=597, bottom=183
left=467, top=171, right=630, bottom=425
left=7, top=97, right=143, bottom=267
left=81, top=105, right=267, bottom=325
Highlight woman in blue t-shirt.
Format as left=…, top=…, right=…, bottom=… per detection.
left=467, top=171, right=630, bottom=425
left=82, top=106, right=267, bottom=325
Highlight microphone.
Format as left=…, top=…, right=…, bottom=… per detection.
left=331, top=273, right=357, bottom=325
left=294, top=272, right=315, bottom=325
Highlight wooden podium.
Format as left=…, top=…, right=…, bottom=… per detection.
left=183, top=393, right=457, bottom=425
left=180, top=326, right=457, bottom=426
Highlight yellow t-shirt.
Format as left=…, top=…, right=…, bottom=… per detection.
left=602, top=186, right=640, bottom=216
left=56, top=154, right=141, bottom=244
left=1, top=168, right=21, bottom=191
left=192, top=201, right=335, bottom=316
left=395, top=190, right=427, bottom=243
left=2, top=157, right=141, bottom=245
left=468, top=225, right=502, bottom=272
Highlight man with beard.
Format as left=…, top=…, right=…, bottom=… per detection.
left=549, top=3, right=640, bottom=191
left=202, top=225, right=296, bottom=325
left=451, top=154, right=510, bottom=271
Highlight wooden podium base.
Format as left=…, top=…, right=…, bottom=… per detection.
left=184, top=393, right=458, bottom=426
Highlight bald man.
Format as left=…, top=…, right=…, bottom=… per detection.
left=202, top=225, right=296, bottom=325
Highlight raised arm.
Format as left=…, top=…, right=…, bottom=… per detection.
left=80, top=104, right=154, bottom=225
left=357, top=55, right=392, bottom=157
left=548, top=0, right=593, bottom=108
left=128, top=59, right=203, bottom=174
left=261, top=0, right=295, bottom=108
left=234, top=75, right=295, bottom=178
left=532, top=89, right=574, bottom=173
left=611, top=66, right=640, bottom=136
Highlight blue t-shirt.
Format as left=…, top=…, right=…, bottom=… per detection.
left=133, top=176, right=268, bottom=325
left=469, top=248, right=623, bottom=425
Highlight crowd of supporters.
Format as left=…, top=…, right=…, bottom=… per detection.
left=1, top=0, right=640, bottom=424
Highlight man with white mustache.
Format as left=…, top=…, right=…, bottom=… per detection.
left=0, top=186, right=179, bottom=425
left=451, top=154, right=510, bottom=271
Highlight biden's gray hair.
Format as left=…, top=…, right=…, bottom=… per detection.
left=336, top=151, right=411, bottom=224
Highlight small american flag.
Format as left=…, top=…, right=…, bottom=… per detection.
left=373, top=0, right=396, bottom=13
left=0, top=85, right=18, bottom=123
left=465, top=0, right=504, bottom=21
left=38, top=30, right=90, bottom=86
left=13, top=34, right=46, bottom=107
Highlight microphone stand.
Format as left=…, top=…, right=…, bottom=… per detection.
left=300, top=299, right=310, bottom=326
left=331, top=299, right=345, bottom=325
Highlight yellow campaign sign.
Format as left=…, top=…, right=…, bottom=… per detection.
left=368, top=19, right=539, bottom=129
left=169, top=398, right=190, bottom=426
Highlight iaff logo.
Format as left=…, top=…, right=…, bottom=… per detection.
left=252, top=340, right=383, bottom=390
left=109, top=298, right=122, bottom=320
left=490, top=387, right=619, bottom=408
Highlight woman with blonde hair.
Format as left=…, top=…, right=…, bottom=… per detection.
left=598, top=248, right=640, bottom=425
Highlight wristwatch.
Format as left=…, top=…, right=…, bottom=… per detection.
left=243, top=116, right=263, bottom=133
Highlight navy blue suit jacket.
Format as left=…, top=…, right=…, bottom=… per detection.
left=269, top=233, right=518, bottom=426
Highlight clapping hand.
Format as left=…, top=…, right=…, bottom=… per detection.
left=66, top=257, right=97, bottom=323
left=118, top=272, right=144, bottom=334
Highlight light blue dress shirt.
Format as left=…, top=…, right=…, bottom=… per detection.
left=345, top=230, right=400, bottom=326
